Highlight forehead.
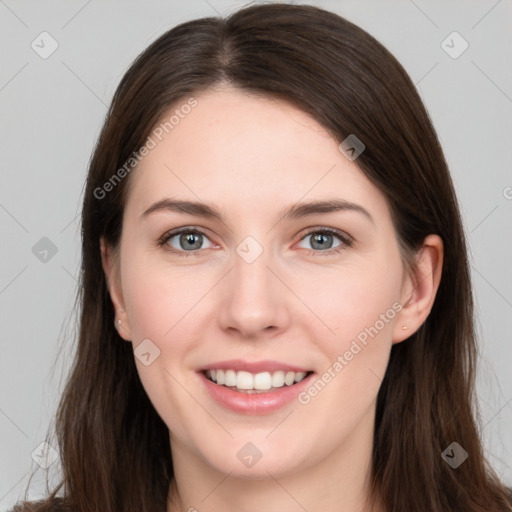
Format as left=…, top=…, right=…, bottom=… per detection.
left=125, top=87, right=389, bottom=221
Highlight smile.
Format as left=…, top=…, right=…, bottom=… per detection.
left=204, top=369, right=312, bottom=393
left=198, top=363, right=316, bottom=414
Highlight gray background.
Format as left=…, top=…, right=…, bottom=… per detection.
left=1, top=0, right=511, bottom=509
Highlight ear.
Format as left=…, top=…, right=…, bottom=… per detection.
left=100, top=236, right=132, bottom=341
left=392, top=234, right=443, bottom=344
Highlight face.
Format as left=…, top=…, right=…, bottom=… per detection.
left=106, top=86, right=413, bottom=479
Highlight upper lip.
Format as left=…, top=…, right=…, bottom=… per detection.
left=199, top=359, right=312, bottom=374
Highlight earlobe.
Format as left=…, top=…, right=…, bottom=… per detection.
left=392, top=234, right=444, bottom=344
left=100, top=236, right=132, bottom=341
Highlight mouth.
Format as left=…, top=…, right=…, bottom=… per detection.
left=197, top=359, right=316, bottom=414
left=201, top=368, right=315, bottom=394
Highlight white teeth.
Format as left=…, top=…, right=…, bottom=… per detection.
left=253, top=372, right=272, bottom=390
left=206, top=369, right=310, bottom=390
left=284, top=371, right=295, bottom=386
left=224, top=369, right=237, bottom=387
left=237, top=371, right=254, bottom=390
left=294, top=371, right=307, bottom=383
left=271, top=371, right=285, bottom=388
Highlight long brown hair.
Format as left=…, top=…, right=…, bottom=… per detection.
left=11, top=4, right=512, bottom=511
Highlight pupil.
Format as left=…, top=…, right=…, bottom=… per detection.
left=313, top=233, right=331, bottom=249
left=182, top=233, right=201, bottom=250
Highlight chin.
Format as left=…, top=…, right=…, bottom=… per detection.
left=196, top=439, right=310, bottom=479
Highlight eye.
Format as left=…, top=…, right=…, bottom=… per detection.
left=157, top=226, right=353, bottom=257
left=296, top=228, right=352, bottom=255
left=158, top=227, right=214, bottom=255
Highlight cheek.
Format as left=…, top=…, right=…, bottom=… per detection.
left=120, top=255, right=208, bottom=431
left=121, top=252, right=207, bottom=342
left=297, top=256, right=403, bottom=351
left=294, top=264, right=401, bottom=442
left=122, top=242, right=403, bottom=353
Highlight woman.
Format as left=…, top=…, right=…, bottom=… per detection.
left=11, top=3, right=512, bottom=512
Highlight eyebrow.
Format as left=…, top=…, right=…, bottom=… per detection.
left=141, top=198, right=374, bottom=224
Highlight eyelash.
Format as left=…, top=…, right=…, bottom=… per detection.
left=156, top=226, right=353, bottom=257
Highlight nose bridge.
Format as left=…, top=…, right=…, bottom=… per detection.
left=218, top=233, right=286, bottom=336
left=233, top=233, right=276, bottom=308
left=235, top=237, right=272, bottom=290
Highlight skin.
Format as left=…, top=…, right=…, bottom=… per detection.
left=101, top=85, right=443, bottom=512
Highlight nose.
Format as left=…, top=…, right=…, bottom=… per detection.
left=217, top=243, right=291, bottom=340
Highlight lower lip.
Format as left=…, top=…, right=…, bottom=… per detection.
left=198, top=371, right=315, bottom=415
